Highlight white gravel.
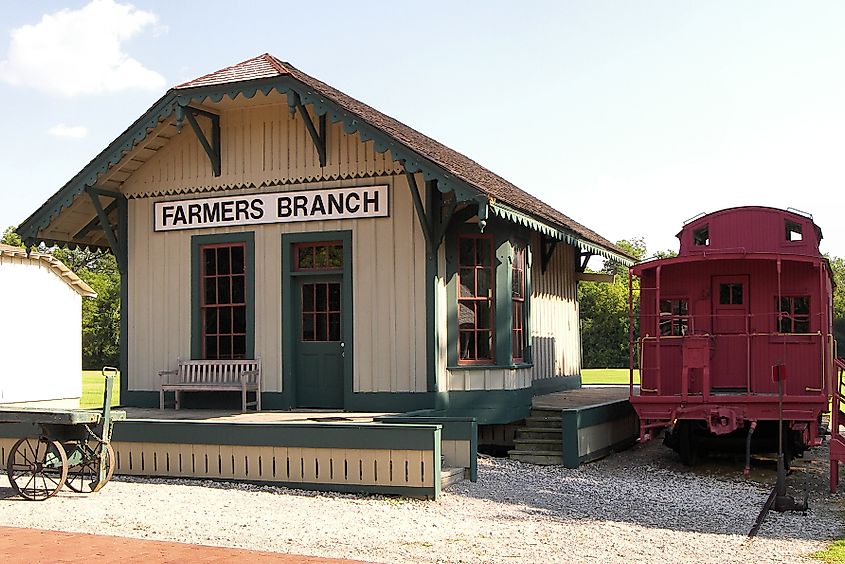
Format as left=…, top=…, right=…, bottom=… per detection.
left=0, top=440, right=841, bottom=563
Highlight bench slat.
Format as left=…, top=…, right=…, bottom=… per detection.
left=160, top=358, right=261, bottom=411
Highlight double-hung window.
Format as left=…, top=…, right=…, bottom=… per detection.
left=511, top=244, right=526, bottom=361
left=458, top=235, right=494, bottom=363
left=200, top=243, right=247, bottom=359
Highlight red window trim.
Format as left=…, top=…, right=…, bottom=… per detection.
left=200, top=242, right=247, bottom=360
left=457, top=234, right=495, bottom=365
left=293, top=241, right=344, bottom=272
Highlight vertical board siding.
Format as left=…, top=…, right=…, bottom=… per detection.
left=529, top=236, right=580, bottom=381
left=127, top=174, right=427, bottom=394
left=121, top=95, right=402, bottom=198
left=111, top=442, right=434, bottom=488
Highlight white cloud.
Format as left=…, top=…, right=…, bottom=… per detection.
left=48, top=123, right=88, bottom=139
left=0, top=0, right=166, bottom=97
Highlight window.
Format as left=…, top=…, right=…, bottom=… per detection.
left=659, top=299, right=689, bottom=336
left=301, top=282, right=342, bottom=341
left=511, top=244, right=526, bottom=361
left=200, top=243, right=247, bottom=359
left=719, top=283, right=743, bottom=305
left=295, top=242, right=343, bottom=270
left=458, top=235, right=494, bottom=363
left=785, top=221, right=803, bottom=242
left=693, top=225, right=710, bottom=246
left=777, top=296, right=810, bottom=333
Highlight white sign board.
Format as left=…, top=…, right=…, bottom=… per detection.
left=153, top=185, right=389, bottom=231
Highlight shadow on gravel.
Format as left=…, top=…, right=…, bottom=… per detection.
left=449, top=439, right=843, bottom=543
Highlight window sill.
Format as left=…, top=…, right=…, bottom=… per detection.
left=449, top=363, right=534, bottom=371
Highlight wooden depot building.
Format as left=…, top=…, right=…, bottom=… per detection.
left=18, top=54, right=632, bottom=425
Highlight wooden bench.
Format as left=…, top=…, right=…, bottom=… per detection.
left=159, top=358, right=261, bottom=411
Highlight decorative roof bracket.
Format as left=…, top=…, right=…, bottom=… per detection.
left=404, top=166, right=435, bottom=258
left=541, top=235, right=558, bottom=273
left=577, top=250, right=593, bottom=273
left=476, top=197, right=489, bottom=233
left=85, top=187, right=126, bottom=271
left=287, top=92, right=327, bottom=167
left=176, top=105, right=221, bottom=176
left=74, top=199, right=118, bottom=240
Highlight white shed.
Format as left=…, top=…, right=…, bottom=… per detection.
left=0, top=244, right=95, bottom=407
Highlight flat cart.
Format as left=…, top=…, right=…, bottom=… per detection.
left=0, top=368, right=125, bottom=500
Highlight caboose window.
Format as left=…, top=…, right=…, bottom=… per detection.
left=458, top=235, right=494, bottom=363
left=693, top=225, right=709, bottom=246
left=719, top=283, right=743, bottom=305
left=777, top=296, right=810, bottom=333
left=785, top=221, right=803, bottom=242
left=659, top=299, right=689, bottom=336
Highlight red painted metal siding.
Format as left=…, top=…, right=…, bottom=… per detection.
left=631, top=206, right=833, bottom=435
left=677, top=207, right=822, bottom=257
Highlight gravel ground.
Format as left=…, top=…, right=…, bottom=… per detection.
left=0, top=439, right=842, bottom=563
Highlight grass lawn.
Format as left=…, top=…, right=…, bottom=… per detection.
left=81, top=370, right=121, bottom=408
left=813, top=540, right=845, bottom=563
left=581, top=368, right=640, bottom=385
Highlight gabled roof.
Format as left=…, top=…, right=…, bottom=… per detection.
left=18, top=53, right=633, bottom=264
left=0, top=244, right=96, bottom=297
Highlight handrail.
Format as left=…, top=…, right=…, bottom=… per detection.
left=834, top=358, right=845, bottom=431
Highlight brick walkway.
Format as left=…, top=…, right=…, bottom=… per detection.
left=0, top=526, right=370, bottom=563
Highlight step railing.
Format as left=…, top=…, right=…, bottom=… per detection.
left=831, top=358, right=845, bottom=492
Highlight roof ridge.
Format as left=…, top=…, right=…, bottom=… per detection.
left=174, top=53, right=288, bottom=90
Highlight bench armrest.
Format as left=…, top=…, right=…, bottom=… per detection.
left=159, top=369, right=178, bottom=384
left=239, top=369, right=261, bottom=385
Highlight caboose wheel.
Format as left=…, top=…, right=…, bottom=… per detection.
left=66, top=442, right=116, bottom=493
left=678, top=421, right=699, bottom=466
left=6, top=437, right=68, bottom=501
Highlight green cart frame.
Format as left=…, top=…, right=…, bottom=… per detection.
left=0, top=368, right=126, bottom=501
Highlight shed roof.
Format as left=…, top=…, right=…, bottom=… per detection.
left=0, top=244, right=96, bottom=297
left=17, top=53, right=632, bottom=265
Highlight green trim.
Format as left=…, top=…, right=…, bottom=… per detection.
left=561, top=409, right=580, bottom=469
left=531, top=374, right=581, bottom=394
left=118, top=196, right=129, bottom=404
left=489, top=201, right=634, bottom=266
left=190, top=232, right=255, bottom=360
left=110, top=420, right=439, bottom=450
left=18, top=75, right=484, bottom=246
left=273, top=481, right=438, bottom=500
left=425, top=181, right=439, bottom=392
left=524, top=239, right=533, bottom=364
left=495, top=239, right=511, bottom=365
left=281, top=230, right=353, bottom=409
left=576, top=400, right=636, bottom=428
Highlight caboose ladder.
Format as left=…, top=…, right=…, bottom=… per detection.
left=831, top=358, right=845, bottom=492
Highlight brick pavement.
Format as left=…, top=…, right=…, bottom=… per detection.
left=0, top=526, right=371, bottom=563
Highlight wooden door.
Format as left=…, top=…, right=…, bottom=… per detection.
left=295, top=277, right=345, bottom=408
left=711, top=275, right=749, bottom=391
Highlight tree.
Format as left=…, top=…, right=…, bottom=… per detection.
left=1, top=226, right=22, bottom=247
left=829, top=255, right=845, bottom=352
left=578, top=238, right=648, bottom=368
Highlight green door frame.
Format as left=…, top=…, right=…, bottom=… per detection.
left=282, top=231, right=354, bottom=408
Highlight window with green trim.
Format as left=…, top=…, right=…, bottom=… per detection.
left=200, top=243, right=247, bottom=359
left=458, top=235, right=494, bottom=363
left=511, top=243, right=526, bottom=361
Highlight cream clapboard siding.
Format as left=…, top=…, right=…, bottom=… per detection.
left=529, top=235, right=581, bottom=380
left=127, top=174, right=428, bottom=394
left=120, top=96, right=402, bottom=198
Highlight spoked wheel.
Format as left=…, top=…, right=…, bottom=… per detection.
left=66, top=442, right=116, bottom=493
left=6, top=437, right=68, bottom=501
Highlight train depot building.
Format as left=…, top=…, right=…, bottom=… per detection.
left=11, top=54, right=634, bottom=497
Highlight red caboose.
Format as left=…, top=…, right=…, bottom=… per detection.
left=629, top=206, right=834, bottom=466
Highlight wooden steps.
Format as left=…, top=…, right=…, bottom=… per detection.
left=508, top=408, right=564, bottom=466
left=440, top=466, right=465, bottom=488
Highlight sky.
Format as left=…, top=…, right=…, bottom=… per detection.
left=0, top=1, right=843, bottom=259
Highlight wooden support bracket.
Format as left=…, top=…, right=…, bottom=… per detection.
left=177, top=105, right=221, bottom=176
left=541, top=235, right=558, bottom=273
left=85, top=188, right=126, bottom=271
left=290, top=94, right=327, bottom=167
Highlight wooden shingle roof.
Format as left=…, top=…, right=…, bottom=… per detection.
left=174, top=54, right=629, bottom=260
left=0, top=244, right=96, bottom=297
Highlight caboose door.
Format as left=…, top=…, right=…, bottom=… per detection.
left=710, top=275, right=750, bottom=392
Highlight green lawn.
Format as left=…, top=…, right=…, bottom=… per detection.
left=81, top=370, right=121, bottom=408
left=813, top=540, right=845, bottom=563
left=581, top=368, right=640, bottom=385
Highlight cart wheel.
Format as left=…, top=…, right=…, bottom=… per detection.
left=66, top=443, right=116, bottom=493
left=6, top=437, right=68, bottom=501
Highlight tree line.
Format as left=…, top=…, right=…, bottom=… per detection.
left=579, top=237, right=845, bottom=368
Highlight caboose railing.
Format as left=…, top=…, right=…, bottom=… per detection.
left=831, top=358, right=845, bottom=492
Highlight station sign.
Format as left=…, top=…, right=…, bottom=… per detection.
left=153, top=185, right=389, bottom=232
